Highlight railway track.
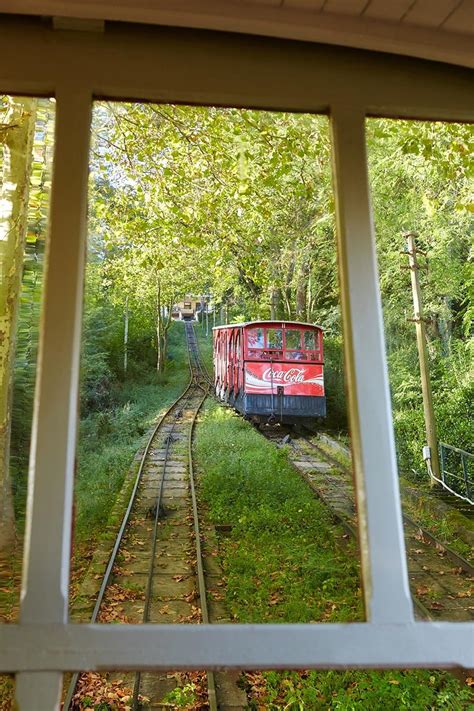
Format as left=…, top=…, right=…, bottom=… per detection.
left=66, top=323, right=245, bottom=710
left=183, top=335, right=472, bottom=623
left=71, top=325, right=470, bottom=707
left=185, top=321, right=213, bottom=388
left=179, top=335, right=473, bottom=624
left=261, top=425, right=474, bottom=622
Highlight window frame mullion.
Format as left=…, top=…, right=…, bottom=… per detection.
left=330, top=106, right=413, bottom=624
left=16, top=86, right=92, bottom=709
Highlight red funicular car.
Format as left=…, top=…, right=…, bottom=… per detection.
left=213, top=321, right=326, bottom=423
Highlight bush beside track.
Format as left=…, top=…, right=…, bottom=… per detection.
left=195, top=401, right=473, bottom=710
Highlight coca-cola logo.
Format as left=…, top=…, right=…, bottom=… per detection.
left=262, top=367, right=306, bottom=384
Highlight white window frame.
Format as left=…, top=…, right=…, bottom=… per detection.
left=0, top=18, right=472, bottom=709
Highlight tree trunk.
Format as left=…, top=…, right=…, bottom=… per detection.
left=156, top=318, right=164, bottom=373
left=270, top=287, right=277, bottom=320
left=296, top=282, right=306, bottom=318
left=295, top=259, right=309, bottom=319
left=306, top=272, right=313, bottom=322
left=123, top=296, right=129, bottom=374
left=156, top=280, right=163, bottom=372
left=160, top=300, right=174, bottom=369
left=0, top=97, right=37, bottom=553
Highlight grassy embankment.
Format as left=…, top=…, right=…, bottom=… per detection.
left=74, top=322, right=190, bottom=548
left=194, top=402, right=473, bottom=709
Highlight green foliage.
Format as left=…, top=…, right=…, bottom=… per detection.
left=366, top=118, right=473, bottom=474
left=322, top=335, right=347, bottom=429
left=91, top=104, right=472, bottom=476
left=75, top=323, right=188, bottom=541
left=9, top=98, right=53, bottom=526
left=162, top=683, right=197, bottom=707
left=256, top=669, right=472, bottom=710
left=10, top=240, right=42, bottom=519
left=390, top=338, right=473, bottom=473
left=90, top=103, right=337, bottom=326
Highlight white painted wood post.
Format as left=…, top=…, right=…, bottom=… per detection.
left=16, top=672, right=63, bottom=710
left=330, top=107, right=413, bottom=624
left=16, top=86, right=92, bottom=709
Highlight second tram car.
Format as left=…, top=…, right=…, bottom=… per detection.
left=213, top=321, right=326, bottom=423
left=171, top=296, right=202, bottom=321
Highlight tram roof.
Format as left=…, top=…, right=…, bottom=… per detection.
left=212, top=320, right=323, bottom=331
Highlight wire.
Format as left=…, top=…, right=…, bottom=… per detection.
left=425, top=459, right=474, bottom=506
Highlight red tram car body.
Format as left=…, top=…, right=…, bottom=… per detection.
left=213, top=321, right=326, bottom=423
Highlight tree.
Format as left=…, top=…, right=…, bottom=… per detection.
left=90, top=103, right=336, bottom=327
left=0, top=96, right=37, bottom=552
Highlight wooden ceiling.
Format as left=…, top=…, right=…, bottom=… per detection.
left=0, top=0, right=473, bottom=68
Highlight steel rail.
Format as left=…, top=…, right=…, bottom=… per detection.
left=185, top=322, right=213, bottom=388
left=66, top=324, right=213, bottom=709
left=64, top=380, right=195, bottom=710
left=299, top=428, right=474, bottom=576
left=293, top=428, right=474, bottom=619
left=290, top=428, right=434, bottom=620
left=188, top=388, right=216, bottom=710
left=193, top=327, right=213, bottom=385
left=131, top=325, right=210, bottom=707
left=63, top=377, right=193, bottom=710
left=184, top=321, right=217, bottom=710
left=257, top=425, right=456, bottom=620
left=131, top=384, right=197, bottom=710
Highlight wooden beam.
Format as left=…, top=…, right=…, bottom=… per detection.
left=1, top=622, right=472, bottom=671
left=0, top=0, right=472, bottom=68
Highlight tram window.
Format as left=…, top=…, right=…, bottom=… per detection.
left=286, top=329, right=302, bottom=350
left=267, top=328, right=283, bottom=349
left=248, top=328, right=264, bottom=348
left=304, top=331, right=317, bottom=350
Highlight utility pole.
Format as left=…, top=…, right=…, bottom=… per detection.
left=403, top=232, right=440, bottom=486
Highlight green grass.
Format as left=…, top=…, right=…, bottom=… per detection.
left=399, top=483, right=473, bottom=562
left=195, top=401, right=473, bottom=710
left=75, top=322, right=189, bottom=544
left=197, top=404, right=361, bottom=624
